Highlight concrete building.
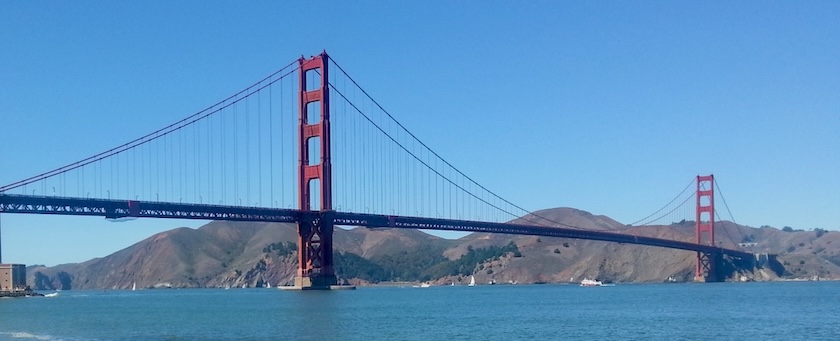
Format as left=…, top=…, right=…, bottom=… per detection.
left=1, top=263, right=26, bottom=292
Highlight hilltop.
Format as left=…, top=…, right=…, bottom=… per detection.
left=26, top=208, right=840, bottom=289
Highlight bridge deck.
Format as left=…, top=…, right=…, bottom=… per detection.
left=0, top=194, right=753, bottom=259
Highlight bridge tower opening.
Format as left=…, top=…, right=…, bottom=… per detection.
left=695, top=174, right=719, bottom=282
left=294, top=52, right=338, bottom=289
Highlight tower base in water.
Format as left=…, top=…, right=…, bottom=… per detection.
left=278, top=276, right=355, bottom=291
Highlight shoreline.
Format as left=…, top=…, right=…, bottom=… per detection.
left=0, top=290, right=44, bottom=298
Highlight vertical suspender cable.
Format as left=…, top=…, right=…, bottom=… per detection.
left=258, top=85, right=263, bottom=206
left=244, top=95, right=249, bottom=206
left=0, top=213, right=4, bottom=263
left=280, top=78, right=284, bottom=207
left=341, top=74, right=347, bottom=210
left=269, top=80, right=274, bottom=207
left=233, top=101, right=238, bottom=204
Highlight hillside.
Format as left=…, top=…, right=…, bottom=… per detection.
left=26, top=208, right=840, bottom=289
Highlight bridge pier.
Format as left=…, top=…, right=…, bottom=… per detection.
left=292, top=212, right=338, bottom=290
left=694, top=251, right=722, bottom=282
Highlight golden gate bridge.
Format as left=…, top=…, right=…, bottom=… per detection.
left=0, top=51, right=764, bottom=289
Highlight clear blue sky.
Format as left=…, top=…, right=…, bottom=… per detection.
left=1, top=1, right=837, bottom=266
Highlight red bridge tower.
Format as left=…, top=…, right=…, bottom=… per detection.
left=694, top=174, right=720, bottom=282
left=295, top=52, right=337, bottom=289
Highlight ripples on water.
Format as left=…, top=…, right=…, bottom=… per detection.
left=1, top=282, right=838, bottom=340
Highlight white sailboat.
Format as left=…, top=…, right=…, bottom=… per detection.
left=468, top=275, right=476, bottom=287
left=132, top=282, right=136, bottom=291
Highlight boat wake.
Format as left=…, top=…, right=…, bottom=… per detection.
left=0, top=331, right=59, bottom=340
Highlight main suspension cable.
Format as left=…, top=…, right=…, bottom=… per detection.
left=0, top=59, right=299, bottom=193
left=629, top=178, right=695, bottom=226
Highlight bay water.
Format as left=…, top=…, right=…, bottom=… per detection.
left=1, top=281, right=838, bottom=340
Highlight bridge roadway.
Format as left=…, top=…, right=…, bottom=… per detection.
left=0, top=194, right=753, bottom=259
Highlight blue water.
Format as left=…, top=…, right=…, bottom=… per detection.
left=1, top=282, right=838, bottom=340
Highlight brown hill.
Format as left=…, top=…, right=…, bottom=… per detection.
left=26, top=208, right=840, bottom=289
left=27, top=221, right=451, bottom=289
left=514, top=207, right=626, bottom=231
left=30, top=222, right=302, bottom=289
left=337, top=227, right=455, bottom=258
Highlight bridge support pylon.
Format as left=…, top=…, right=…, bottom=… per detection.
left=695, top=251, right=722, bottom=282
left=293, top=52, right=339, bottom=290
left=294, top=212, right=337, bottom=289
left=694, top=175, right=720, bottom=282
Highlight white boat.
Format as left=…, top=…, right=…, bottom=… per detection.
left=420, top=283, right=431, bottom=288
left=132, top=282, right=136, bottom=291
left=468, top=275, right=476, bottom=287
left=266, top=282, right=272, bottom=289
left=44, top=292, right=59, bottom=298
left=580, top=278, right=603, bottom=287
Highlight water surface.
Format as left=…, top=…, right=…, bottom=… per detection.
left=1, top=282, right=837, bottom=340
